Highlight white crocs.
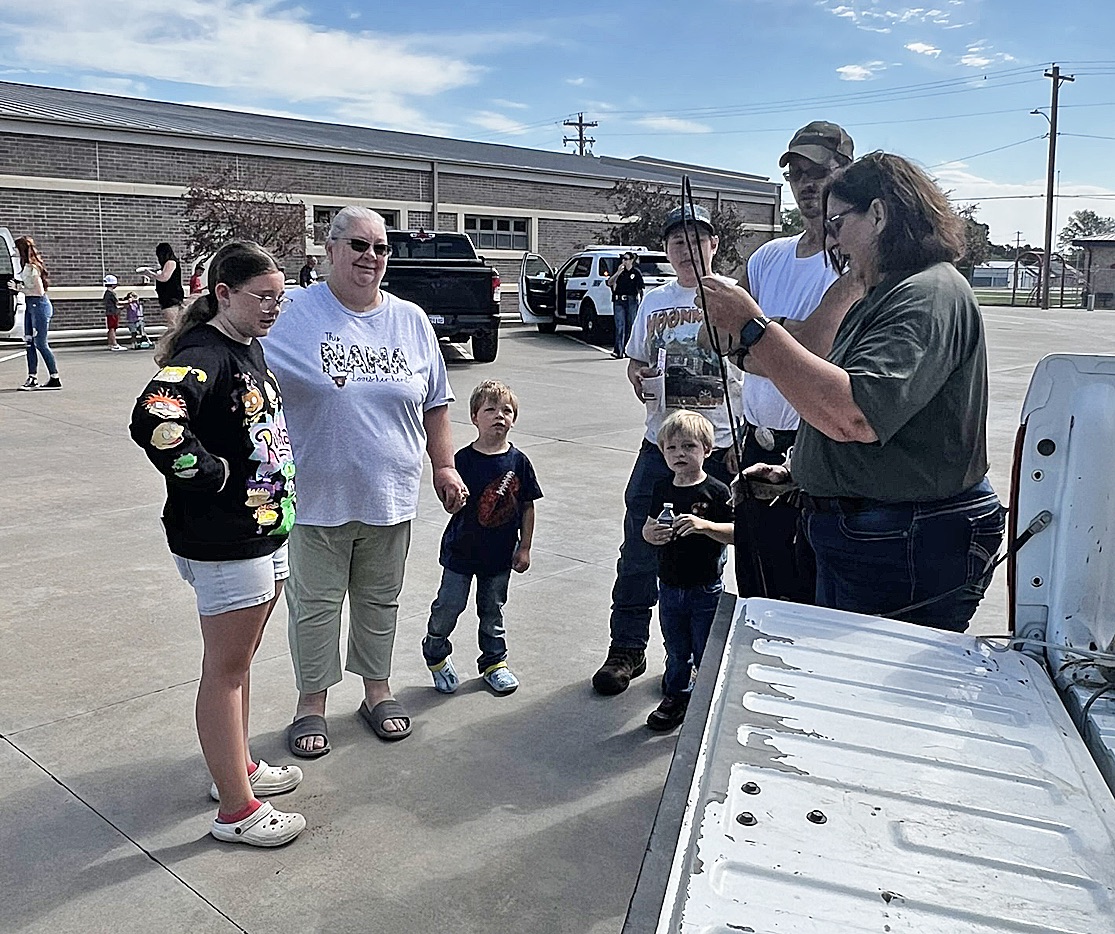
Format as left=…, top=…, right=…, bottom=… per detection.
left=209, top=759, right=303, bottom=802
left=210, top=801, right=306, bottom=847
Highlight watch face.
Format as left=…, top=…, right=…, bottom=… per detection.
left=740, top=316, right=767, bottom=349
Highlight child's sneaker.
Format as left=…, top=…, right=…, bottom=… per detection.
left=18, top=376, right=37, bottom=391
left=482, top=662, right=519, bottom=695
left=429, top=656, right=459, bottom=694
left=647, top=694, right=689, bottom=732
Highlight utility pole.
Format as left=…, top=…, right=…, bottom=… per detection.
left=1040, top=64, right=1074, bottom=309
left=563, top=113, right=597, bottom=156
left=1011, top=230, right=1022, bottom=306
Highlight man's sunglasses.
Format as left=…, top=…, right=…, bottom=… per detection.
left=344, top=238, right=391, bottom=257
left=782, top=164, right=831, bottom=183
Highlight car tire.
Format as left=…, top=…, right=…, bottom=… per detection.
left=581, top=301, right=611, bottom=345
left=472, top=328, right=499, bottom=363
left=536, top=322, right=557, bottom=334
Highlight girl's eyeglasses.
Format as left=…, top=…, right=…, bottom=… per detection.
left=238, top=290, right=292, bottom=312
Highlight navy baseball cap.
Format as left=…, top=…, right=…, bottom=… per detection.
left=662, top=204, right=715, bottom=238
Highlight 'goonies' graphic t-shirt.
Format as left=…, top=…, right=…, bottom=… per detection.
left=265, top=283, right=453, bottom=527
left=440, top=444, right=543, bottom=576
left=625, top=278, right=742, bottom=450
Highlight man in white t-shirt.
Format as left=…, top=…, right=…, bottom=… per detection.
left=731, top=121, right=861, bottom=602
left=592, top=204, right=740, bottom=696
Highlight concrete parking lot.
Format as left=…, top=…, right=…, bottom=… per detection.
left=2, top=308, right=1114, bottom=934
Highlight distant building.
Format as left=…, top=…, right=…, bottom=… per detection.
left=970, top=261, right=1040, bottom=289
left=0, top=81, right=780, bottom=329
left=1073, top=237, right=1115, bottom=309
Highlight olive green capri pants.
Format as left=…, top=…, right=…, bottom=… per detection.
left=286, top=520, right=411, bottom=693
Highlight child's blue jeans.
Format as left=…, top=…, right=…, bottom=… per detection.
left=423, top=567, right=510, bottom=673
left=659, top=580, right=723, bottom=696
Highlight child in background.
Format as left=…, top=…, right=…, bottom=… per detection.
left=422, top=380, right=542, bottom=695
left=103, top=275, right=126, bottom=351
left=125, top=291, right=153, bottom=349
left=643, top=410, right=733, bottom=732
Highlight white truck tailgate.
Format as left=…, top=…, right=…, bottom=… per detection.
left=628, top=597, right=1115, bottom=934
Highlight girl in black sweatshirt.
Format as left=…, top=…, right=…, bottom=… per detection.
left=130, top=241, right=306, bottom=847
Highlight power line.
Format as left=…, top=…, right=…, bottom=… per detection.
left=927, top=135, right=1047, bottom=168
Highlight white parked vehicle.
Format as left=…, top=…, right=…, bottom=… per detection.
left=0, top=226, right=25, bottom=338
left=625, top=353, right=1115, bottom=934
left=518, top=245, right=675, bottom=343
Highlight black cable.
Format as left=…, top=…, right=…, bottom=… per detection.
left=1081, top=683, right=1115, bottom=720
left=677, top=175, right=765, bottom=595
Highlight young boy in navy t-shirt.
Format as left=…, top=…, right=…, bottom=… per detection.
left=423, top=380, right=542, bottom=695
left=643, top=410, right=733, bottom=731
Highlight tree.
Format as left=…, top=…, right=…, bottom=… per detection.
left=182, top=166, right=310, bottom=261
left=781, top=207, right=804, bottom=236
left=598, top=177, right=754, bottom=275
left=1057, top=209, right=1115, bottom=252
left=954, top=202, right=991, bottom=275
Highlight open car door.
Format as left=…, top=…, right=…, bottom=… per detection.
left=518, top=253, right=556, bottom=331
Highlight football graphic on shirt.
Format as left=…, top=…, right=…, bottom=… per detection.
left=477, top=471, right=520, bottom=528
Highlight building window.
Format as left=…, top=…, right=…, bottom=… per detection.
left=313, top=205, right=399, bottom=243
left=464, top=215, right=529, bottom=251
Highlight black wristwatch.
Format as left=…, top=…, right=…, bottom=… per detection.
left=737, top=314, right=771, bottom=357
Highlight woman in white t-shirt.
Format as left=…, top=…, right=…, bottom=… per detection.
left=14, top=236, right=61, bottom=391
left=266, top=205, right=469, bottom=758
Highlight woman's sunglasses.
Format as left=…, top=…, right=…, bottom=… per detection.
left=344, top=238, right=391, bottom=257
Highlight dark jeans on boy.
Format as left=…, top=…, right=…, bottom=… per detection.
left=659, top=581, right=722, bottom=695
left=609, top=440, right=733, bottom=652
left=423, top=568, right=510, bottom=672
left=804, top=477, right=1005, bottom=632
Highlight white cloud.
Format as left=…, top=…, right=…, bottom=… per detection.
left=634, top=116, right=711, bottom=134
left=468, top=111, right=532, bottom=136
left=0, top=0, right=482, bottom=132
left=960, top=43, right=1015, bottom=68
left=820, top=0, right=968, bottom=32
left=566, top=77, right=586, bottom=86
left=933, top=163, right=1115, bottom=244
left=491, top=98, right=529, bottom=110
left=837, top=61, right=887, bottom=81
left=906, top=41, right=941, bottom=56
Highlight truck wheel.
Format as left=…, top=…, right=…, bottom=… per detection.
left=472, top=328, right=499, bottom=363
left=536, top=322, right=557, bottom=334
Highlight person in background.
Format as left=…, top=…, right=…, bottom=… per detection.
left=298, top=256, right=318, bottom=289
left=190, top=262, right=206, bottom=294
left=701, top=151, right=1005, bottom=632
left=265, top=206, right=468, bottom=756
left=422, top=379, right=542, bottom=696
left=138, top=242, right=185, bottom=326
left=14, top=236, right=61, bottom=391
left=124, top=291, right=153, bottom=350
left=642, top=410, right=733, bottom=731
left=103, top=274, right=126, bottom=352
left=129, top=240, right=305, bottom=847
left=606, top=251, right=644, bottom=359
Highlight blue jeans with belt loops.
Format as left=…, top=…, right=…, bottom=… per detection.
left=804, top=477, right=1005, bottom=632
left=24, top=295, right=58, bottom=376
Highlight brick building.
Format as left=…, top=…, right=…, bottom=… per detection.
left=0, top=81, right=780, bottom=329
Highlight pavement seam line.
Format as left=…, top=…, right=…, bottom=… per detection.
left=0, top=733, right=250, bottom=934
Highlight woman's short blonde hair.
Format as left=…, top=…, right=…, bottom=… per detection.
left=657, top=409, right=715, bottom=452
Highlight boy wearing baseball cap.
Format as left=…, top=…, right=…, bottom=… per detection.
left=103, top=274, right=126, bottom=352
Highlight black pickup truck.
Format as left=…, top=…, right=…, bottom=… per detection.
left=381, top=230, right=501, bottom=362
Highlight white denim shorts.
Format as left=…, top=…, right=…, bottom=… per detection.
left=173, top=543, right=290, bottom=617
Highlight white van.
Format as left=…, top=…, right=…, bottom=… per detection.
left=518, top=245, right=675, bottom=343
left=0, top=227, right=24, bottom=337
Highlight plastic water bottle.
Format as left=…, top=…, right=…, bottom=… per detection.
left=657, top=502, right=676, bottom=527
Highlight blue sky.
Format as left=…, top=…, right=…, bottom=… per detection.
left=1, top=0, right=1113, bottom=246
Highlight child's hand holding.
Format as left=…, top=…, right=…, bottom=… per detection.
left=642, top=515, right=674, bottom=545
left=672, top=513, right=709, bottom=538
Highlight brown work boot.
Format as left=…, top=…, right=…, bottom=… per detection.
left=592, top=648, right=647, bottom=696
